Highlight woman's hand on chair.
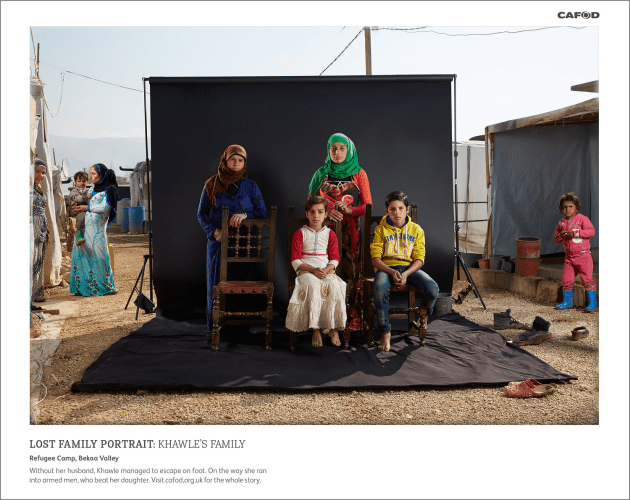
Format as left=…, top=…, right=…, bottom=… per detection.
left=328, top=209, right=344, bottom=222
left=333, top=201, right=352, bottom=215
left=229, top=213, right=247, bottom=227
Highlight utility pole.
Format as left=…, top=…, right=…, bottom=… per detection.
left=364, top=26, right=372, bottom=75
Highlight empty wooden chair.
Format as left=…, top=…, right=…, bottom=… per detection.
left=211, top=206, right=277, bottom=351
left=361, top=203, right=427, bottom=347
left=287, top=207, right=350, bottom=351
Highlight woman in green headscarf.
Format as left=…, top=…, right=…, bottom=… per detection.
left=308, top=133, right=372, bottom=330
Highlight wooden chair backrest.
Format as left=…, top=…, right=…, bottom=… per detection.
left=219, top=206, right=277, bottom=282
left=287, top=206, right=343, bottom=289
left=361, top=203, right=418, bottom=279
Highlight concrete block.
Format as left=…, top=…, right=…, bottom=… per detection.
left=536, top=280, right=563, bottom=303
left=573, top=284, right=586, bottom=307
left=494, top=271, right=515, bottom=292
left=454, top=268, right=499, bottom=288
left=516, top=276, right=544, bottom=297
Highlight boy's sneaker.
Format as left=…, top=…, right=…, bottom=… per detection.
left=493, top=309, right=531, bottom=330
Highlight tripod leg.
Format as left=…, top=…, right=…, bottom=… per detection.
left=135, top=261, right=147, bottom=321
left=125, top=256, right=148, bottom=310
left=457, top=253, right=486, bottom=310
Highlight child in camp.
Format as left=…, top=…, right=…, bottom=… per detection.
left=68, top=171, right=91, bottom=246
left=370, top=191, right=439, bottom=351
left=285, top=196, right=347, bottom=347
left=553, top=192, right=597, bottom=311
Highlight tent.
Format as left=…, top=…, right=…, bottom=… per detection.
left=30, top=74, right=63, bottom=288
left=452, top=140, right=488, bottom=254
left=484, top=97, right=599, bottom=257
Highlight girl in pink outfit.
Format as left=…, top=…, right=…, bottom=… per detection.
left=553, top=192, right=597, bottom=311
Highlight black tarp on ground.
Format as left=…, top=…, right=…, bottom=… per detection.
left=148, top=75, right=455, bottom=321
left=72, top=313, right=575, bottom=391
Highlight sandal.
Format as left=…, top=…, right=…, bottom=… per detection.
left=571, top=326, right=589, bottom=341
left=503, top=379, right=555, bottom=398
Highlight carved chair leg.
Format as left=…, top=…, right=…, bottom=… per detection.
left=211, top=295, right=221, bottom=352
left=265, top=292, right=273, bottom=351
left=417, top=305, right=428, bottom=346
left=342, top=328, right=350, bottom=349
left=367, top=296, right=376, bottom=347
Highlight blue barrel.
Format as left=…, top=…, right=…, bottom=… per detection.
left=128, top=206, right=146, bottom=233
left=121, top=207, right=130, bottom=233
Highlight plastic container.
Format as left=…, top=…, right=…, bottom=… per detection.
left=489, top=254, right=510, bottom=270
left=516, top=237, right=542, bottom=259
left=515, top=257, right=541, bottom=276
left=434, top=292, right=453, bottom=315
left=128, top=206, right=146, bottom=234
left=121, top=207, right=130, bottom=233
left=502, top=259, right=516, bottom=273
left=461, top=253, right=483, bottom=268
left=477, top=258, right=490, bottom=269
left=114, top=198, right=130, bottom=225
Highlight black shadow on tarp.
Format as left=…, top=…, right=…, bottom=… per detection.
left=72, top=313, right=575, bottom=392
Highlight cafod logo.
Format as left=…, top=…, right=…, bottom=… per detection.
left=558, top=11, right=599, bottom=18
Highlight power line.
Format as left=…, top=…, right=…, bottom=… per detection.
left=320, top=28, right=365, bottom=76
left=30, top=58, right=147, bottom=94
left=372, top=26, right=586, bottom=36
left=44, top=72, right=65, bottom=118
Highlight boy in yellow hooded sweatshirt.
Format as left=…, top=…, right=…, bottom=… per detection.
left=370, top=191, right=439, bottom=351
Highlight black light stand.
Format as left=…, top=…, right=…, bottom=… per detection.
left=124, top=77, right=155, bottom=317
left=452, top=75, right=486, bottom=309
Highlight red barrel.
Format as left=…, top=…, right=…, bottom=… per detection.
left=515, top=257, right=541, bottom=276
left=516, top=237, right=542, bottom=259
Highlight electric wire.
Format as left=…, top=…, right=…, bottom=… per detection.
left=44, top=72, right=65, bottom=118
left=372, top=26, right=586, bottom=36
left=30, top=58, right=147, bottom=94
left=319, top=28, right=365, bottom=76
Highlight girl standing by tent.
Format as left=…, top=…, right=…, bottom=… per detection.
left=32, top=159, right=49, bottom=302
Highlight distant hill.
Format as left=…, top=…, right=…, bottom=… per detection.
left=49, top=135, right=148, bottom=177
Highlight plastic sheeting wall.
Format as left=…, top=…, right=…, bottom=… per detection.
left=149, top=76, right=454, bottom=320
left=491, top=123, right=598, bottom=256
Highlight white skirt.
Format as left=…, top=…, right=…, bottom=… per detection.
left=285, top=273, right=347, bottom=332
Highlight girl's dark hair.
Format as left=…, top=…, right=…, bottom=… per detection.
left=385, top=191, right=409, bottom=208
left=74, top=171, right=88, bottom=181
left=557, top=192, right=581, bottom=213
left=304, top=196, right=329, bottom=213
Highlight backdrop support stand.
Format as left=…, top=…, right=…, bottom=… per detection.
left=453, top=75, right=485, bottom=309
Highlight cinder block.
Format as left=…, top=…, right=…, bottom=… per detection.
left=454, top=268, right=498, bottom=288
left=516, top=276, right=544, bottom=297
left=573, top=284, right=586, bottom=307
left=536, top=280, right=563, bottom=303
left=494, top=271, right=514, bottom=291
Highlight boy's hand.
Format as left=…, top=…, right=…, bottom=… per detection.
left=391, top=270, right=403, bottom=283
left=87, top=193, right=92, bottom=199
left=397, top=271, right=409, bottom=285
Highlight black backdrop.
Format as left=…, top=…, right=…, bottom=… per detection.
left=149, top=75, right=454, bottom=320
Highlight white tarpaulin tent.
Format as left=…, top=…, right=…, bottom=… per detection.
left=31, top=74, right=62, bottom=287
left=453, top=141, right=488, bottom=254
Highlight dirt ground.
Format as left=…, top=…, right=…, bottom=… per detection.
left=33, top=227, right=598, bottom=425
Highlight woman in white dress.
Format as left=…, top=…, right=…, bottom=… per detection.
left=285, top=196, right=347, bottom=347
left=69, top=163, right=118, bottom=296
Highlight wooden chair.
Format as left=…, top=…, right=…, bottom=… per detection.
left=361, top=203, right=427, bottom=347
left=287, top=207, right=350, bottom=351
left=211, top=206, right=277, bottom=351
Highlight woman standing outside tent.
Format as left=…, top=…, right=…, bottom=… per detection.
left=70, top=163, right=118, bottom=296
left=308, top=133, right=372, bottom=330
left=32, top=159, right=49, bottom=303
left=197, top=144, right=267, bottom=335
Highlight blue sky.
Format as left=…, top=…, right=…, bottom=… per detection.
left=29, top=25, right=598, bottom=141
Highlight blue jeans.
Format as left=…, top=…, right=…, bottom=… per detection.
left=373, top=265, right=439, bottom=334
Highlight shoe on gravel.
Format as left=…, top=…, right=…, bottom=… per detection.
left=494, top=309, right=531, bottom=330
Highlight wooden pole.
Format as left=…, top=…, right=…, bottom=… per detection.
left=364, top=27, right=372, bottom=75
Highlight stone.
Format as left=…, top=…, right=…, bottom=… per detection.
left=536, top=280, right=563, bottom=303
left=515, top=276, right=544, bottom=297
left=573, top=284, right=586, bottom=307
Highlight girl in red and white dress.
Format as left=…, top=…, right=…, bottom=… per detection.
left=285, top=197, right=347, bottom=347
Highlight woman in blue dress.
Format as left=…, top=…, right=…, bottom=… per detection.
left=197, top=144, right=267, bottom=333
left=70, top=163, right=118, bottom=296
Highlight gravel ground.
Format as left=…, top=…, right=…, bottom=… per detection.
left=34, top=228, right=599, bottom=425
